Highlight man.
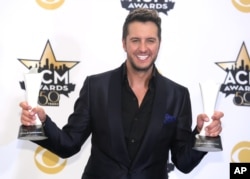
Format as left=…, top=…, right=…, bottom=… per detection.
left=19, top=8, right=223, bottom=179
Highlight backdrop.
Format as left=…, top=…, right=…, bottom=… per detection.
left=0, top=0, right=250, bottom=178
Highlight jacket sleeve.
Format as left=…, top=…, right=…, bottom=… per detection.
left=170, top=89, right=207, bottom=173
left=34, top=77, right=92, bottom=158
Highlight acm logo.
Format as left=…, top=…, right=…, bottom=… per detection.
left=18, top=40, right=79, bottom=106
left=216, top=42, right=250, bottom=107
left=120, top=0, right=175, bottom=15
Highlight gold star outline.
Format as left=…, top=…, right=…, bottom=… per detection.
left=18, top=40, right=79, bottom=70
left=216, top=42, right=250, bottom=71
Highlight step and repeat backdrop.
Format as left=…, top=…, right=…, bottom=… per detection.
left=0, top=0, right=250, bottom=179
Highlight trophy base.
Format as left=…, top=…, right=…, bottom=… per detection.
left=193, top=135, right=223, bottom=152
left=18, top=125, right=47, bottom=141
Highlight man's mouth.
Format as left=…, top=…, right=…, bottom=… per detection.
left=137, top=55, right=149, bottom=61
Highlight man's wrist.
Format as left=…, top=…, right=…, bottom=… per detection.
left=41, top=115, right=47, bottom=126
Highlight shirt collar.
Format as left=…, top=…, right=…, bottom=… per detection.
left=122, top=62, right=156, bottom=89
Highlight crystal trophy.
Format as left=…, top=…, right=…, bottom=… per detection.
left=18, top=67, right=47, bottom=140
left=193, top=80, right=223, bottom=152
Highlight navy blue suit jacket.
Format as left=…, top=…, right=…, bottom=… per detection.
left=35, top=64, right=206, bottom=179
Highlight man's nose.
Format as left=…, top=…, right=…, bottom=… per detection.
left=138, top=42, right=147, bottom=52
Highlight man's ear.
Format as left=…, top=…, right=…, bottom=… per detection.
left=122, top=39, right=127, bottom=52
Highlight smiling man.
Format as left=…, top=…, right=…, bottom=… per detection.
left=19, top=8, right=224, bottom=179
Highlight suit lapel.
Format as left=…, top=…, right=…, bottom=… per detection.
left=131, top=73, right=168, bottom=168
left=108, top=67, right=130, bottom=166
left=107, top=66, right=171, bottom=168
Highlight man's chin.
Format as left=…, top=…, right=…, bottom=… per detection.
left=132, top=64, right=153, bottom=72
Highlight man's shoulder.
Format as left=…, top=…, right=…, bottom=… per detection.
left=87, top=65, right=122, bottom=82
left=156, top=71, right=188, bottom=92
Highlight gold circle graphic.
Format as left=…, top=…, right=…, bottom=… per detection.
left=232, top=0, right=250, bottom=12
left=34, top=146, right=67, bottom=174
left=36, top=0, right=65, bottom=10
left=231, top=141, right=250, bottom=162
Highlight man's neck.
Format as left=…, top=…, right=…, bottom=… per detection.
left=126, top=66, right=153, bottom=88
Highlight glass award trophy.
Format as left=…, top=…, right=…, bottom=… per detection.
left=193, top=80, right=223, bottom=152
left=18, top=67, right=47, bottom=140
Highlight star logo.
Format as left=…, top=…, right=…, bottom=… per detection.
left=216, top=42, right=250, bottom=71
left=18, top=40, right=80, bottom=106
left=215, top=42, right=250, bottom=106
left=18, top=40, right=79, bottom=71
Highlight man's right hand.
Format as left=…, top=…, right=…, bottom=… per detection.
left=19, top=101, right=46, bottom=126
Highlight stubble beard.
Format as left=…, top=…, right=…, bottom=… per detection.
left=129, top=57, right=156, bottom=72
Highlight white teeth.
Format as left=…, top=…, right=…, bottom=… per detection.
left=137, top=55, right=148, bottom=60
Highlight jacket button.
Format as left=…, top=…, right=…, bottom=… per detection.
left=131, top=139, right=136, bottom=143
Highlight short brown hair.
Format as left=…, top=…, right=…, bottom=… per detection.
left=122, top=8, right=162, bottom=41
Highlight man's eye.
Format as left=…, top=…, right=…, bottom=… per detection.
left=147, top=39, right=156, bottom=43
left=131, top=39, right=139, bottom=43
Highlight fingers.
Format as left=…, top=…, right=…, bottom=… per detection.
left=206, top=120, right=222, bottom=137
left=35, top=107, right=46, bottom=122
left=196, top=113, right=209, bottom=132
left=212, top=111, right=224, bottom=121
left=20, top=107, right=37, bottom=126
left=19, top=101, right=43, bottom=126
left=197, top=111, right=224, bottom=137
left=19, top=101, right=31, bottom=111
left=206, top=111, right=224, bottom=137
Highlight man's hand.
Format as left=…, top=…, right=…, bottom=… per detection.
left=196, top=111, right=224, bottom=137
left=19, top=101, right=46, bottom=126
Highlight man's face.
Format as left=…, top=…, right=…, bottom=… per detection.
left=123, top=21, right=160, bottom=72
